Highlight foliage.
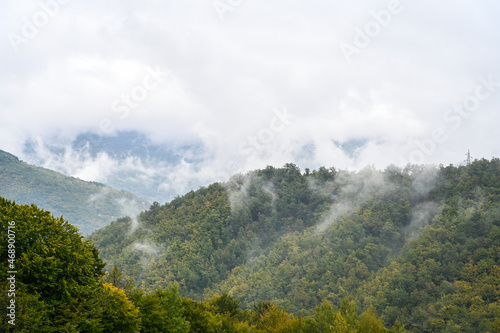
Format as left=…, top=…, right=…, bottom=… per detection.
left=92, top=159, right=500, bottom=331
left=4, top=158, right=500, bottom=332
left=357, top=159, right=500, bottom=331
left=100, top=282, right=141, bottom=333
left=130, top=284, right=190, bottom=333
left=0, top=198, right=138, bottom=332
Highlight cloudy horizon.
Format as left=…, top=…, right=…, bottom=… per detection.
left=1, top=0, right=499, bottom=201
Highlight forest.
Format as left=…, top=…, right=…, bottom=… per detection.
left=2, top=158, right=500, bottom=331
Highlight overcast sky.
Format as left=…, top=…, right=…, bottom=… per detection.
left=1, top=0, right=499, bottom=197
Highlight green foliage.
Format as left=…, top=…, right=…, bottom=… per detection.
left=251, top=302, right=303, bottom=332
left=331, top=312, right=355, bottom=333
left=103, top=266, right=136, bottom=295
left=358, top=306, right=384, bottom=333
left=0, top=197, right=107, bottom=331
left=0, top=182, right=379, bottom=333
left=358, top=159, right=500, bottom=331
left=91, top=183, right=235, bottom=297
left=45, top=158, right=500, bottom=331
left=100, top=282, right=141, bottom=333
left=0, top=198, right=142, bottom=332
left=209, top=293, right=242, bottom=318
left=130, top=284, right=190, bottom=333
left=314, top=300, right=336, bottom=332
left=207, top=166, right=419, bottom=314
left=0, top=283, right=49, bottom=332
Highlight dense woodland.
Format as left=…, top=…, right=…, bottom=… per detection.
left=2, top=159, right=500, bottom=331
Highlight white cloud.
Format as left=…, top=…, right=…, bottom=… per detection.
left=1, top=0, right=499, bottom=200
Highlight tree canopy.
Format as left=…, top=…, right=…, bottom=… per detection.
left=3, top=158, right=500, bottom=331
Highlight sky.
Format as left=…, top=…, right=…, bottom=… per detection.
left=1, top=0, right=499, bottom=201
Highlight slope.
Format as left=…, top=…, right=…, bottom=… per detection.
left=0, top=149, right=148, bottom=234
left=90, top=163, right=432, bottom=298
left=90, top=159, right=500, bottom=331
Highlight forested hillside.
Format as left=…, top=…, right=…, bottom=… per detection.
left=0, top=149, right=147, bottom=234
left=90, top=159, right=500, bottom=331
left=0, top=196, right=396, bottom=332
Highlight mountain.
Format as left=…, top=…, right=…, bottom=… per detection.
left=90, top=158, right=500, bottom=331
left=23, top=130, right=206, bottom=203
left=0, top=195, right=392, bottom=332
left=0, top=149, right=148, bottom=235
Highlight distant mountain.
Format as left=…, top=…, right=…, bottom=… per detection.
left=0, top=149, right=148, bottom=235
left=23, top=131, right=206, bottom=203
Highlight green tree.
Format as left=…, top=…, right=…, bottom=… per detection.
left=0, top=198, right=106, bottom=331
left=339, top=297, right=358, bottom=331
left=315, top=299, right=336, bottom=332
left=209, top=293, right=241, bottom=317
left=131, top=284, right=190, bottom=333
left=103, top=266, right=136, bottom=295
left=99, top=282, right=141, bottom=333
left=358, top=306, right=384, bottom=333
left=332, top=312, right=357, bottom=333
left=0, top=284, right=49, bottom=332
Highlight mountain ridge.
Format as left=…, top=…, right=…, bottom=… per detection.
left=0, top=149, right=148, bottom=234
left=90, top=159, right=500, bottom=330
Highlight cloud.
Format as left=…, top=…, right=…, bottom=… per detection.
left=132, top=241, right=162, bottom=257
left=131, top=240, right=164, bottom=273
left=1, top=0, right=499, bottom=200
left=224, top=171, right=276, bottom=214
left=313, top=167, right=389, bottom=233
left=313, top=164, right=439, bottom=233
left=404, top=201, right=442, bottom=240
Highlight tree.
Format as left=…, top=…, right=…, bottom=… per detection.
left=253, top=302, right=299, bottom=332
left=331, top=312, right=357, bottom=333
left=389, top=321, right=409, bottom=333
left=315, top=299, right=336, bottom=332
left=339, top=297, right=358, bottom=330
left=131, top=284, right=190, bottom=333
left=0, top=198, right=106, bottom=331
left=103, top=266, right=136, bottom=295
left=99, top=283, right=141, bottom=333
left=0, top=284, right=49, bottom=332
left=358, top=306, right=384, bottom=333
left=210, top=293, right=241, bottom=317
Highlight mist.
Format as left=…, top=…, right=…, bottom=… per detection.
left=313, top=164, right=440, bottom=234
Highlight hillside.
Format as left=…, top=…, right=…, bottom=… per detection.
left=0, top=149, right=148, bottom=234
left=90, top=159, right=500, bottom=331
left=1, top=196, right=398, bottom=332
